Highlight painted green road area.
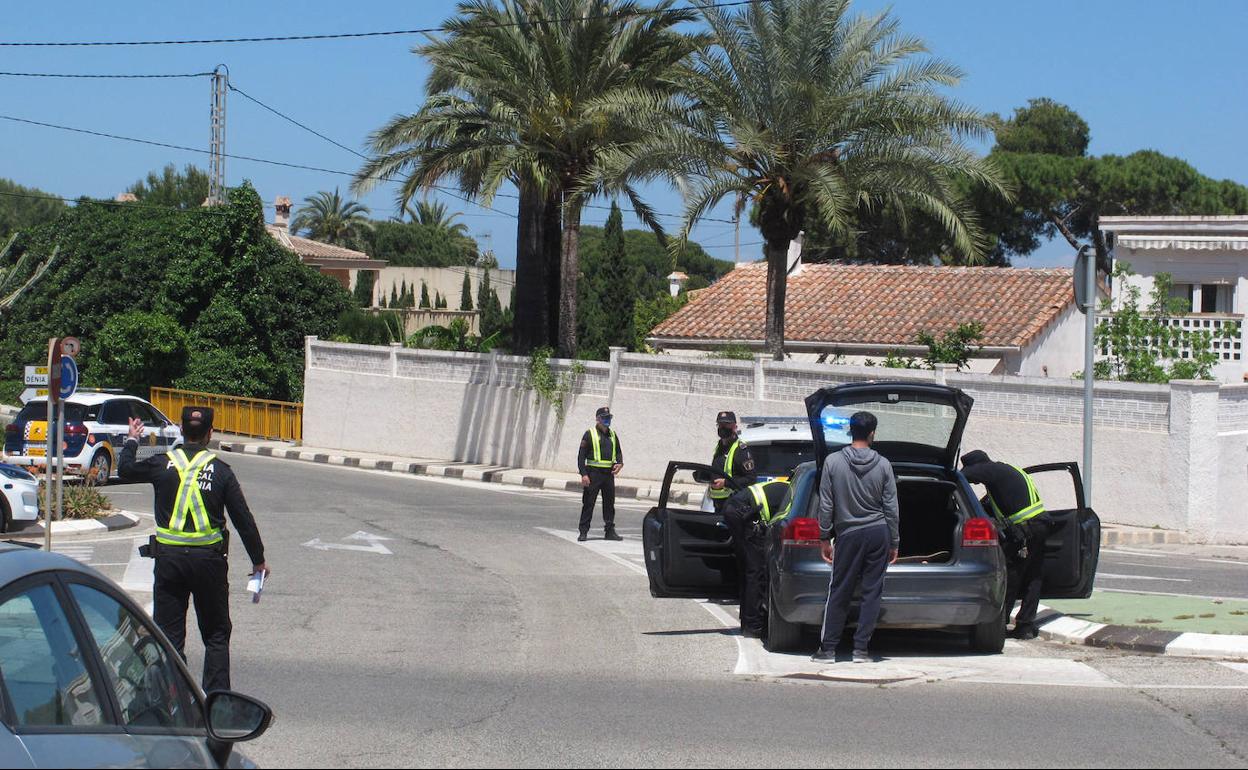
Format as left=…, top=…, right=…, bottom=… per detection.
left=1048, top=591, right=1248, bottom=634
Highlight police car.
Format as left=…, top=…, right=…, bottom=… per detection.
left=0, top=462, right=39, bottom=533
left=700, top=416, right=815, bottom=511
left=2, top=392, right=182, bottom=486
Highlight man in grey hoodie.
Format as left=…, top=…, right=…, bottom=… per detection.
left=812, top=411, right=899, bottom=663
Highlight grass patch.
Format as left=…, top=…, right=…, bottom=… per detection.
left=1198, top=613, right=1216, bottom=619
left=1135, top=618, right=1162, bottom=624
left=1230, top=610, right=1247, bottom=616
left=1173, top=614, right=1195, bottom=620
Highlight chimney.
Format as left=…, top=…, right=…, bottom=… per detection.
left=274, top=195, right=292, bottom=230
left=114, top=192, right=138, bottom=203
left=667, top=271, right=689, bottom=298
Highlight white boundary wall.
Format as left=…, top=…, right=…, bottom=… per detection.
left=303, top=339, right=1248, bottom=543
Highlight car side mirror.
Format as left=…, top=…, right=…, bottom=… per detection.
left=691, top=469, right=715, bottom=484
left=205, top=691, right=274, bottom=743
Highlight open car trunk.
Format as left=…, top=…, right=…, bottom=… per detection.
left=893, top=476, right=961, bottom=564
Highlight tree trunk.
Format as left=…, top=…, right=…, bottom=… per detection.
left=512, top=180, right=548, bottom=354
left=543, top=189, right=563, bottom=351
left=558, top=196, right=584, bottom=359
left=763, top=238, right=789, bottom=361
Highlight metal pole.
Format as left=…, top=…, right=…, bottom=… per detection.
left=54, top=401, right=65, bottom=533
left=43, top=399, right=54, bottom=552
left=1082, top=247, right=1097, bottom=506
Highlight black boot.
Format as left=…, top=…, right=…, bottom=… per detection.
left=604, top=529, right=623, bottom=541
left=577, top=531, right=588, bottom=542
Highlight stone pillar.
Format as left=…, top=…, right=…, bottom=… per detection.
left=488, top=350, right=500, bottom=386
left=305, top=336, right=318, bottom=370
left=754, top=354, right=769, bottom=402
left=608, top=347, right=626, bottom=405
left=389, top=342, right=402, bottom=378
left=1168, top=380, right=1221, bottom=540
left=933, top=363, right=956, bottom=386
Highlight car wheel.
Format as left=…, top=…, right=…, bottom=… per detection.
left=89, top=450, right=112, bottom=487
left=0, top=496, right=10, bottom=534
left=969, top=603, right=1007, bottom=654
left=764, top=587, right=802, bottom=652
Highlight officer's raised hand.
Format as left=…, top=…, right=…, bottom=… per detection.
left=127, top=416, right=144, bottom=441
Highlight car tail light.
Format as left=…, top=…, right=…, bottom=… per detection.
left=65, top=424, right=88, bottom=437
left=782, top=517, right=823, bottom=546
left=962, top=517, right=999, bottom=547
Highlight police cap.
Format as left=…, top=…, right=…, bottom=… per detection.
left=716, top=410, right=737, bottom=424
left=595, top=406, right=612, bottom=419
left=181, top=406, right=215, bottom=434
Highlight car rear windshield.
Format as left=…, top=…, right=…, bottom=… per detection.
left=751, top=442, right=816, bottom=478
left=15, top=402, right=88, bottom=423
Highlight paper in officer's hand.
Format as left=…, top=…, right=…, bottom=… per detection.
left=247, top=570, right=266, bottom=604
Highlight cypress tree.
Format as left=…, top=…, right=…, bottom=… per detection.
left=460, top=272, right=474, bottom=311
left=420, top=281, right=431, bottom=308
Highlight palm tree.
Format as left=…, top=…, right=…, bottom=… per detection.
left=598, top=0, right=1007, bottom=359
left=404, top=199, right=470, bottom=239
left=290, top=188, right=372, bottom=249
left=354, top=0, right=700, bottom=356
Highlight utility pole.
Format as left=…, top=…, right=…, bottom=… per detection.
left=207, top=65, right=228, bottom=206
left=734, top=212, right=740, bottom=265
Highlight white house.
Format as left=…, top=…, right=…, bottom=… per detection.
left=1100, top=216, right=1248, bottom=383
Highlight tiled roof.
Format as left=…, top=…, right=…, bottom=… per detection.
left=650, top=263, right=1077, bottom=349
left=265, top=224, right=372, bottom=261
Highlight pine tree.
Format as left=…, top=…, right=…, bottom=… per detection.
left=420, top=281, right=431, bottom=309
left=460, top=272, right=474, bottom=311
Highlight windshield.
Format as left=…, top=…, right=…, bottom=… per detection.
left=15, top=402, right=87, bottom=423
left=818, top=395, right=959, bottom=458
left=750, top=442, right=815, bottom=479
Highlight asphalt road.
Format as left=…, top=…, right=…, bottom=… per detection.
left=1096, top=546, right=1248, bottom=600
left=76, top=454, right=1248, bottom=768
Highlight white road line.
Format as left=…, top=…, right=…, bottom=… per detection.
left=1109, top=561, right=1176, bottom=569
left=119, top=536, right=154, bottom=594
left=1099, top=588, right=1248, bottom=601
left=1101, top=548, right=1169, bottom=559
left=1097, top=573, right=1191, bottom=583
left=1197, top=558, right=1248, bottom=567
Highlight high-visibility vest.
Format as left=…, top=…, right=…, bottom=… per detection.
left=709, top=440, right=744, bottom=499
left=156, top=448, right=224, bottom=547
left=586, top=428, right=619, bottom=469
left=747, top=480, right=792, bottom=525
left=987, top=465, right=1047, bottom=525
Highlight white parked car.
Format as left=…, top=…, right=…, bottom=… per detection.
left=700, top=417, right=815, bottom=511
left=0, top=462, right=40, bottom=533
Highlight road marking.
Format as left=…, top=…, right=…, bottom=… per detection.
left=1101, top=548, right=1168, bottom=559
left=1197, top=558, right=1248, bottom=567
left=1108, top=561, right=1176, bottom=569
left=1099, top=588, right=1248, bottom=601
left=303, top=530, right=393, bottom=555
left=120, top=536, right=153, bottom=593
left=1097, top=573, right=1191, bottom=583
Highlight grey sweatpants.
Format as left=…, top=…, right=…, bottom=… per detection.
left=819, top=522, right=891, bottom=653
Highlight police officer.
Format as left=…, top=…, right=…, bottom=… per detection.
left=577, top=406, right=623, bottom=542
left=119, top=406, right=268, bottom=692
left=961, top=450, right=1051, bottom=640
left=721, top=479, right=791, bottom=638
left=708, top=411, right=757, bottom=512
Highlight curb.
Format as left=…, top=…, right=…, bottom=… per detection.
left=6, top=510, right=141, bottom=538
left=1034, top=605, right=1248, bottom=662
left=211, top=439, right=703, bottom=507
left=1100, top=528, right=1189, bottom=546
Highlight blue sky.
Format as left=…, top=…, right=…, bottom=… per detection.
left=2, top=0, right=1246, bottom=270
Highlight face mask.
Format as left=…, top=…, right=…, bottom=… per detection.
left=718, top=426, right=734, bottom=440
left=601, top=416, right=612, bottom=427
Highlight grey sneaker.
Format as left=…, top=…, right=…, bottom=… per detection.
left=810, top=647, right=837, bottom=663
left=852, top=650, right=873, bottom=663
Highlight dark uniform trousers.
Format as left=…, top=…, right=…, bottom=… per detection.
left=154, top=544, right=233, bottom=693
left=1004, top=517, right=1054, bottom=630
left=819, top=523, right=892, bottom=653
left=723, top=499, right=767, bottom=634
left=579, top=468, right=616, bottom=534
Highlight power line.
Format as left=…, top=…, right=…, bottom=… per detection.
left=0, top=1, right=760, bottom=47
left=0, top=70, right=213, bottom=79
left=227, top=82, right=367, bottom=160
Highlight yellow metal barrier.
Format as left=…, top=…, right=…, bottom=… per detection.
left=150, top=387, right=303, bottom=442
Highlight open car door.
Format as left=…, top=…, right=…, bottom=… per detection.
left=1028, top=462, right=1101, bottom=599
left=642, top=461, right=742, bottom=599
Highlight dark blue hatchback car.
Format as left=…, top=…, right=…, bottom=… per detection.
left=643, top=382, right=1100, bottom=654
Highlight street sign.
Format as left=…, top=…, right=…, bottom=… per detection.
left=59, top=355, right=78, bottom=400
left=18, top=387, right=48, bottom=404
left=24, top=365, right=48, bottom=386
left=46, top=338, right=62, bottom=405
left=60, top=336, right=81, bottom=357
left=1074, top=247, right=1091, bottom=314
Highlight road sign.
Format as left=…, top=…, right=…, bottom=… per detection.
left=60, top=336, right=81, bottom=357
left=24, top=365, right=49, bottom=386
left=59, top=356, right=78, bottom=400
left=18, top=387, right=48, bottom=404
